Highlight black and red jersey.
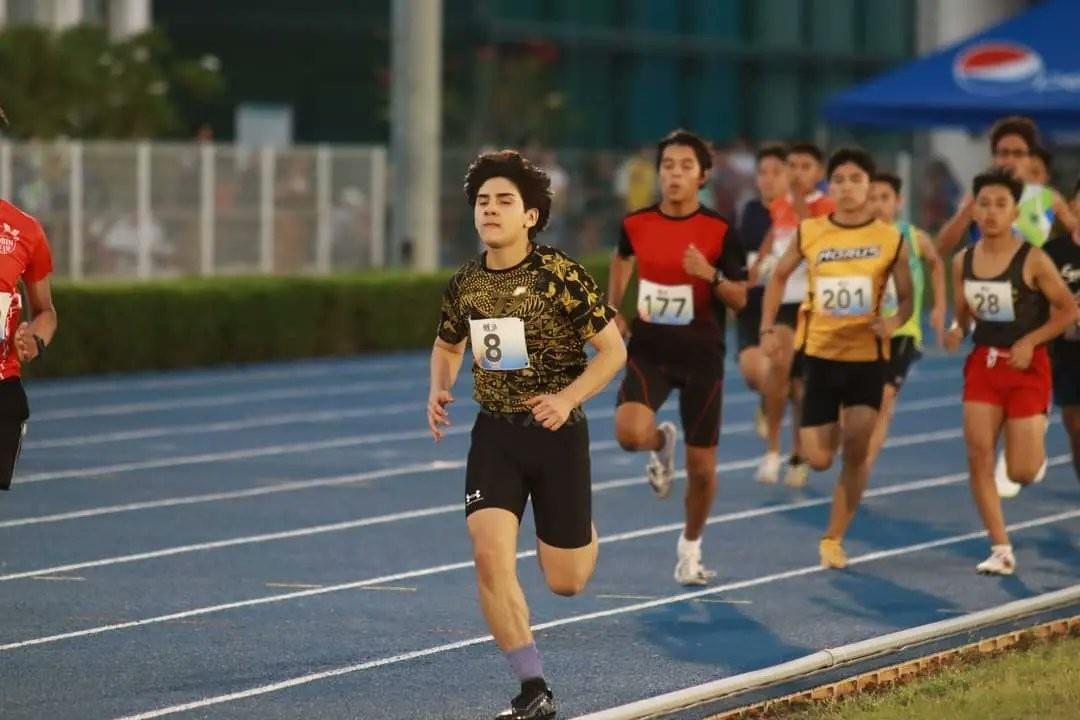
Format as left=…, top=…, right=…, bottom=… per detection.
left=617, top=204, right=746, bottom=338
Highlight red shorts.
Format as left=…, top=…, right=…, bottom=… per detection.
left=963, top=345, right=1052, bottom=419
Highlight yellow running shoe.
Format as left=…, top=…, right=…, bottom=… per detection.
left=819, top=537, right=848, bottom=569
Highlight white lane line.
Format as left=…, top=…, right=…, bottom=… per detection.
left=0, top=462, right=462, bottom=529
left=23, top=404, right=419, bottom=450
left=31, top=378, right=419, bottom=422
left=26, top=358, right=430, bottom=399
left=264, top=583, right=323, bottom=590
left=13, top=394, right=963, bottom=486
left=30, top=575, right=86, bottom=582
left=109, top=509, right=1080, bottom=720
left=6, top=457, right=1055, bottom=652
left=3, top=402, right=964, bottom=524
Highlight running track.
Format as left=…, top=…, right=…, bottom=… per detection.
left=1, top=349, right=1077, bottom=719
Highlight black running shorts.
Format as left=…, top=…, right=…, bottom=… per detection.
left=464, top=408, right=592, bottom=549
left=886, top=335, right=922, bottom=390
left=801, top=355, right=885, bottom=428
left=0, top=378, right=29, bottom=491
left=617, top=334, right=724, bottom=448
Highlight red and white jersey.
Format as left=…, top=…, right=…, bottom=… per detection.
left=0, top=200, right=53, bottom=379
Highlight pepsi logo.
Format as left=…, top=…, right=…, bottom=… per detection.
left=953, top=42, right=1043, bottom=95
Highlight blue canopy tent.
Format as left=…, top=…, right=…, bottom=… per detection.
left=823, top=0, right=1080, bottom=130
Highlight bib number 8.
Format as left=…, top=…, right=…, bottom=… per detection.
left=482, top=332, right=502, bottom=363
left=469, top=317, right=529, bottom=371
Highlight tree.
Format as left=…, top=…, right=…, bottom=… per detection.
left=0, top=25, right=224, bottom=139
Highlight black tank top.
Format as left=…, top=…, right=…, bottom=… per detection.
left=963, top=243, right=1049, bottom=348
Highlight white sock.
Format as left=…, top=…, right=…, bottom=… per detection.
left=991, top=544, right=1013, bottom=555
left=678, top=534, right=701, bottom=556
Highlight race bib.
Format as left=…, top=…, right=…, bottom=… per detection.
left=815, top=276, right=873, bottom=317
left=964, top=280, right=1015, bottom=322
left=881, top=277, right=898, bottom=316
left=637, top=278, right=694, bottom=326
left=0, top=293, right=14, bottom=342
left=469, top=317, right=529, bottom=371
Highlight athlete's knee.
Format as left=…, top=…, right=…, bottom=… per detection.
left=804, top=448, right=834, bottom=472
left=685, top=453, right=716, bottom=488
left=471, top=542, right=515, bottom=589
left=615, top=421, right=655, bottom=451
left=545, top=565, right=592, bottom=597
left=1006, top=459, right=1042, bottom=486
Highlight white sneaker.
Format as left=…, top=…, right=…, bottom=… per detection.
left=976, top=545, right=1016, bottom=576
left=674, top=540, right=717, bottom=586
left=994, top=451, right=1022, bottom=499
left=647, top=422, right=678, bottom=499
left=755, top=452, right=781, bottom=484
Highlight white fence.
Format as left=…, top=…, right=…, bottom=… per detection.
left=1, top=141, right=387, bottom=279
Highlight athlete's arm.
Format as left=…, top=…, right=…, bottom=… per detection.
left=877, top=241, right=914, bottom=340
left=749, top=227, right=775, bottom=285
left=428, top=337, right=466, bottom=442
left=608, top=223, right=636, bottom=335
left=1051, top=190, right=1079, bottom=235
left=917, top=230, right=947, bottom=346
left=13, top=277, right=57, bottom=363
left=529, top=320, right=626, bottom=431
left=760, top=230, right=803, bottom=357
left=937, top=193, right=974, bottom=256
left=945, top=252, right=971, bottom=353
left=1014, top=248, right=1080, bottom=358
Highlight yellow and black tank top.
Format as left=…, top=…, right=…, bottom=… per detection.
left=799, top=215, right=903, bottom=362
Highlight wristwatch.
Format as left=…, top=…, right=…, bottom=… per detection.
left=33, top=334, right=46, bottom=357
left=711, top=269, right=726, bottom=286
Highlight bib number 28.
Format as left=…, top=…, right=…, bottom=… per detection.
left=964, top=280, right=1015, bottom=322
left=469, top=317, right=529, bottom=371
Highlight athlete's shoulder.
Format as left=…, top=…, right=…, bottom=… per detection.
left=0, top=200, right=45, bottom=238
left=697, top=205, right=733, bottom=229
left=621, top=203, right=661, bottom=227
left=799, top=214, right=832, bottom=233
left=534, top=245, right=589, bottom=275
left=447, top=255, right=484, bottom=287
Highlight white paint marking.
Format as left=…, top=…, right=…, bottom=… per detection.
left=6, top=458, right=1062, bottom=652
left=109, top=509, right=1080, bottom=720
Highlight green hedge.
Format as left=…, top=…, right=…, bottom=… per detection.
left=31, top=254, right=622, bottom=378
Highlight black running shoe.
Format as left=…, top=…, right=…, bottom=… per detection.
left=494, top=685, right=557, bottom=719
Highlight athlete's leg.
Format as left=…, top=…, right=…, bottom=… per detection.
left=1063, top=406, right=1080, bottom=482
left=964, top=402, right=1009, bottom=546
left=1002, top=415, right=1047, bottom=486
left=823, top=404, right=878, bottom=541
left=865, top=383, right=898, bottom=471
left=469, top=508, right=533, bottom=650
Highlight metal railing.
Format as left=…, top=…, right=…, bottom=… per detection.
left=0, top=141, right=387, bottom=280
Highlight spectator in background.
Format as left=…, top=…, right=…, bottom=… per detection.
left=919, top=158, right=961, bottom=234
left=614, top=145, right=657, bottom=213
left=1030, top=146, right=1053, bottom=187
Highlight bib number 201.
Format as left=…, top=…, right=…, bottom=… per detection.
left=469, top=317, right=529, bottom=371
left=815, top=276, right=872, bottom=316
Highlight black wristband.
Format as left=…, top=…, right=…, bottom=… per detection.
left=33, top=335, right=46, bottom=357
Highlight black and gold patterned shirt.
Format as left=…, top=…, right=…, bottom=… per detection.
left=438, top=245, right=617, bottom=413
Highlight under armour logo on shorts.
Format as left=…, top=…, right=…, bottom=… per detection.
left=465, top=490, right=483, bottom=506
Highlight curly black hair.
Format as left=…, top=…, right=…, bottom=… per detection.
left=463, top=150, right=552, bottom=240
